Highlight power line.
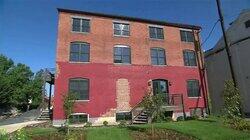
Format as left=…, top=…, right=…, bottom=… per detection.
left=201, top=19, right=220, bottom=46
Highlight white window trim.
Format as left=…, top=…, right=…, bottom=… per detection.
left=70, top=113, right=89, bottom=122
left=113, top=22, right=130, bottom=37
left=148, top=24, right=164, bottom=28
left=180, top=28, right=192, bottom=32
left=114, top=45, right=130, bottom=48
left=71, top=16, right=91, bottom=33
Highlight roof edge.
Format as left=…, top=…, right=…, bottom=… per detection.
left=57, top=8, right=202, bottom=30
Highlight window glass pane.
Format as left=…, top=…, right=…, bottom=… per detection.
left=187, top=32, right=194, bottom=42
left=122, top=48, right=130, bottom=55
left=114, top=47, right=122, bottom=55
left=149, top=27, right=156, bottom=38
left=81, top=44, right=90, bottom=53
left=69, top=80, right=78, bottom=91
left=114, top=55, right=122, bottom=63
left=156, top=28, right=164, bottom=39
left=187, top=80, right=199, bottom=97
left=158, top=49, right=165, bottom=57
left=122, top=55, right=130, bottom=63
left=79, top=80, right=88, bottom=90
left=122, top=24, right=129, bottom=30
left=114, top=23, right=121, bottom=30
left=151, top=57, right=158, bottom=65
left=70, top=53, right=79, bottom=61
left=79, top=54, right=89, bottom=62
left=180, top=31, right=186, bottom=41
left=114, top=30, right=121, bottom=35
left=122, top=30, right=129, bottom=36
left=71, top=44, right=80, bottom=52
left=158, top=58, right=166, bottom=65
left=81, top=19, right=90, bottom=32
left=72, top=18, right=81, bottom=32
left=151, top=49, right=157, bottom=57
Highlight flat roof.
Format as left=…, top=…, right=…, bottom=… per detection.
left=57, top=8, right=201, bottom=30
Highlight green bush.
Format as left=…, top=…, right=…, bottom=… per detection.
left=118, top=120, right=127, bottom=127
left=103, top=121, right=108, bottom=126
left=85, top=122, right=92, bottom=127
left=13, top=129, right=29, bottom=140
left=225, top=117, right=250, bottom=131
left=176, top=116, right=184, bottom=121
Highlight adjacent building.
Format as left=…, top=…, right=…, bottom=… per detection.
left=53, top=8, right=207, bottom=126
left=205, top=9, right=250, bottom=116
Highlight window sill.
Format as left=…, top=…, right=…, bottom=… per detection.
left=152, top=64, right=167, bottom=67
left=149, top=38, right=165, bottom=41
left=113, top=35, right=130, bottom=38
left=71, top=31, right=90, bottom=34
left=181, top=41, right=194, bottom=44
left=184, top=66, right=198, bottom=68
left=188, top=97, right=201, bottom=99
left=69, top=61, right=90, bottom=64
left=114, top=63, right=131, bottom=66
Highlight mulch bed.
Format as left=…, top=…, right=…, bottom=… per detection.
left=130, top=128, right=197, bottom=140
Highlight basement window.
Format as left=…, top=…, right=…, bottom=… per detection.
left=116, top=112, right=132, bottom=121
left=69, top=114, right=88, bottom=124
left=180, top=30, right=194, bottom=42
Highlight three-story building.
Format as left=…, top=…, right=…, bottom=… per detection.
left=53, top=8, right=207, bottom=126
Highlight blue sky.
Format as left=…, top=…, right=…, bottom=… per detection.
left=0, top=0, right=249, bottom=72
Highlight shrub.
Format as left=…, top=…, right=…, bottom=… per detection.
left=118, top=120, right=127, bottom=128
left=103, top=121, right=108, bottom=126
left=176, top=116, right=184, bottom=121
left=85, top=122, right=92, bottom=127
left=13, top=129, right=28, bottom=140
left=225, top=117, right=250, bottom=131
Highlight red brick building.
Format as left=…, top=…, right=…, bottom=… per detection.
left=53, top=8, right=208, bottom=126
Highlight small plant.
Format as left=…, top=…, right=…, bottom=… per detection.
left=13, top=129, right=28, bottom=140
left=103, top=121, right=108, bottom=126
left=85, top=122, right=92, bottom=127
left=0, top=129, right=8, bottom=140
left=118, top=120, right=127, bottom=127
left=225, top=117, right=250, bottom=131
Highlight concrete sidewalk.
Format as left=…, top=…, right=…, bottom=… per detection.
left=0, top=121, right=46, bottom=133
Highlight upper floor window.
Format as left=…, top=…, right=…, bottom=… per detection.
left=114, top=45, right=131, bottom=64
left=149, top=26, right=164, bottom=39
left=70, top=42, right=90, bottom=62
left=113, top=22, right=130, bottom=36
left=183, top=50, right=197, bottom=66
left=151, top=48, right=166, bottom=65
left=187, top=80, right=200, bottom=97
left=180, top=30, right=194, bottom=42
left=72, top=18, right=90, bottom=33
left=245, top=20, right=250, bottom=28
left=69, top=78, right=89, bottom=100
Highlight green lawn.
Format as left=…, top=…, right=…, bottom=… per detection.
left=21, top=118, right=250, bottom=140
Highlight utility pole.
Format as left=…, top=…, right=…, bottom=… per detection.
left=216, top=0, right=237, bottom=87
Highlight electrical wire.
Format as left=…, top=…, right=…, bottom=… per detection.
left=201, top=19, right=220, bottom=46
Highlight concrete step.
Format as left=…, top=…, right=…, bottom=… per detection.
left=133, top=120, right=148, bottom=124
left=134, top=118, right=148, bottom=122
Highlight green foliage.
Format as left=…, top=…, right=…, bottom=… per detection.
left=141, top=92, right=167, bottom=122
left=0, top=54, right=43, bottom=110
left=63, top=93, right=76, bottom=120
left=103, top=121, right=108, bottom=126
left=177, top=116, right=184, bottom=121
left=0, top=129, right=8, bottom=140
left=13, top=129, right=29, bottom=140
left=222, top=80, right=250, bottom=130
left=223, top=80, right=242, bottom=119
left=118, top=120, right=127, bottom=128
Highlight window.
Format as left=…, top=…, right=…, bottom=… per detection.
left=180, top=30, right=194, bottom=42
left=245, top=20, right=250, bottom=28
left=69, top=114, right=88, bottom=124
left=114, top=45, right=131, bottom=64
left=149, top=26, right=164, bottom=39
left=183, top=50, right=197, bottom=66
left=187, top=80, right=200, bottom=97
left=72, top=18, right=90, bottom=33
left=113, top=22, right=130, bottom=36
left=70, top=42, right=90, bottom=62
left=151, top=48, right=166, bottom=65
left=116, top=112, right=132, bottom=121
left=69, top=78, right=89, bottom=100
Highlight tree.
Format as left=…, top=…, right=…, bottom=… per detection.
left=63, top=92, right=76, bottom=134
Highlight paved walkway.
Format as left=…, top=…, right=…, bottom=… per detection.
left=0, top=121, right=46, bottom=133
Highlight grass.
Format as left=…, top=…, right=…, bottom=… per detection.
left=21, top=118, right=250, bottom=140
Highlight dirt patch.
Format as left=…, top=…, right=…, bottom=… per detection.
left=130, top=128, right=196, bottom=140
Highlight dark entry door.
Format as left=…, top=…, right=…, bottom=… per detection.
left=152, top=79, right=169, bottom=102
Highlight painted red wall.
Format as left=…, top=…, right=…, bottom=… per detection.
left=53, top=62, right=205, bottom=120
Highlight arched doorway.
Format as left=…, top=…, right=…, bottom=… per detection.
left=152, top=79, right=169, bottom=102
